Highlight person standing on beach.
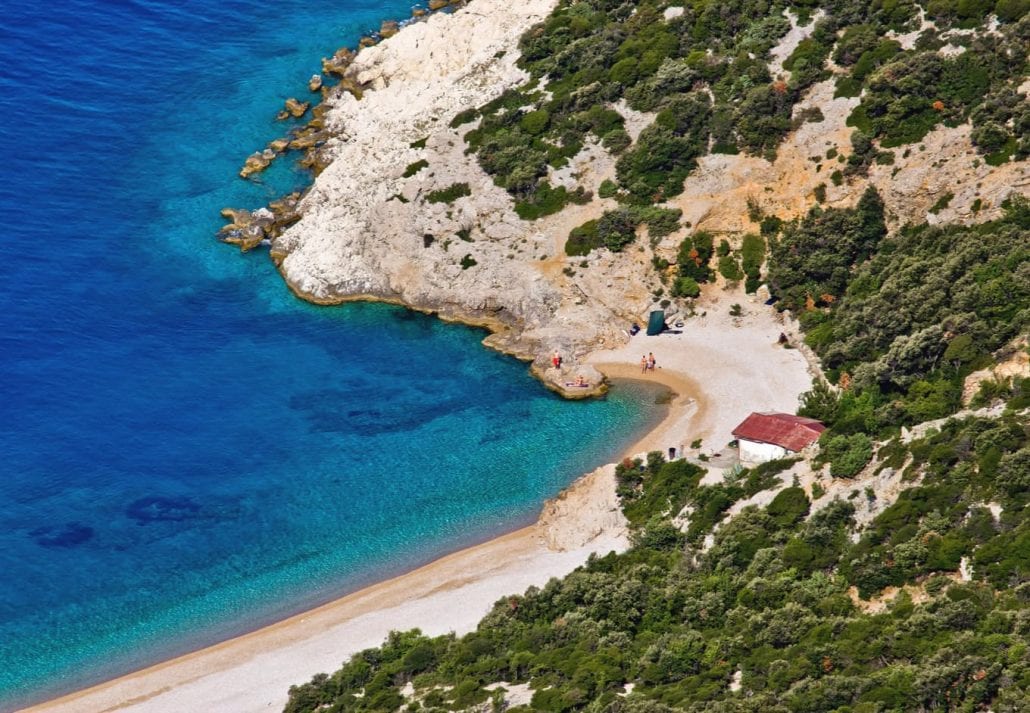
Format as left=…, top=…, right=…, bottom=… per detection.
left=552, top=351, right=562, bottom=369
left=648, top=352, right=656, bottom=371
left=640, top=355, right=648, bottom=373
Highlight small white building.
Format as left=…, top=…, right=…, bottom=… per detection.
left=731, top=412, right=825, bottom=464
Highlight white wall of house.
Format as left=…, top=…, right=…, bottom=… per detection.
left=738, top=439, right=789, bottom=464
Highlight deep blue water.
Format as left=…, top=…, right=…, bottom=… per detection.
left=0, top=1, right=665, bottom=709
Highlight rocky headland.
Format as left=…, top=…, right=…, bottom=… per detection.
left=222, top=0, right=1027, bottom=400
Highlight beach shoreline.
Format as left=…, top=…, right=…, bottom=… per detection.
left=27, top=283, right=815, bottom=713
left=23, top=0, right=818, bottom=704
left=24, top=374, right=689, bottom=713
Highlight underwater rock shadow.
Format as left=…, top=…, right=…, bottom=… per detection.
left=126, top=496, right=201, bottom=525
left=289, top=387, right=471, bottom=436
left=30, top=522, right=95, bottom=548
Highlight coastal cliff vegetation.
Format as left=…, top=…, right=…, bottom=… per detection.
left=456, top=0, right=1026, bottom=255
left=281, top=192, right=1029, bottom=711
left=277, top=0, right=1030, bottom=710
left=284, top=403, right=1030, bottom=711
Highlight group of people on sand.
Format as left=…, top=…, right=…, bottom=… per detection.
left=640, top=352, right=656, bottom=373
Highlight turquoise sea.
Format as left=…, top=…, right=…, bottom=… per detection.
left=0, top=1, right=664, bottom=709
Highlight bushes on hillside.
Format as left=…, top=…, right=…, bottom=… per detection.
left=285, top=413, right=1030, bottom=713
left=676, top=231, right=715, bottom=283
left=768, top=186, right=886, bottom=311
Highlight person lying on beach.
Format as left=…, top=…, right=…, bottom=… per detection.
left=564, top=376, right=590, bottom=387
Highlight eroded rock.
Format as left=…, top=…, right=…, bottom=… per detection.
left=239, top=151, right=272, bottom=178
left=321, top=48, right=355, bottom=77
left=219, top=196, right=304, bottom=252
left=283, top=97, right=310, bottom=119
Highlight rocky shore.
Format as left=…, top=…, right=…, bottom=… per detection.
left=221, top=0, right=1027, bottom=401
left=221, top=0, right=651, bottom=397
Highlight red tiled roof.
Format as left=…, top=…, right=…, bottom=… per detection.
left=731, top=412, right=826, bottom=452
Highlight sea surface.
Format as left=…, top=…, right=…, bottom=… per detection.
left=0, top=1, right=666, bottom=709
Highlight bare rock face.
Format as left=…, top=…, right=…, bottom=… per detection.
left=962, top=337, right=1030, bottom=405
left=321, top=48, right=355, bottom=77
left=537, top=464, right=628, bottom=552
left=272, top=0, right=596, bottom=366
left=268, top=137, right=290, bottom=153
left=218, top=208, right=269, bottom=251
left=220, top=194, right=303, bottom=251
left=307, top=75, right=323, bottom=92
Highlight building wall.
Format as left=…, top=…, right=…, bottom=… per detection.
left=738, top=439, right=789, bottom=464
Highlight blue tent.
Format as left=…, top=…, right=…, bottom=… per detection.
left=646, top=310, right=665, bottom=336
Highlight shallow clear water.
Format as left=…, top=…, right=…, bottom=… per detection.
left=0, top=1, right=664, bottom=709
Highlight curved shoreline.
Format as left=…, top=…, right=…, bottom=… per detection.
left=25, top=373, right=687, bottom=713
left=24, top=0, right=816, bottom=705
left=25, top=291, right=815, bottom=713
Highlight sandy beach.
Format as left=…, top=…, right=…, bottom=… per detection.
left=22, top=0, right=819, bottom=706
left=27, top=286, right=813, bottom=713
left=590, top=290, right=818, bottom=459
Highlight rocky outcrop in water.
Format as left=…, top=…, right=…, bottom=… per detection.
left=239, top=150, right=274, bottom=179
left=218, top=193, right=302, bottom=251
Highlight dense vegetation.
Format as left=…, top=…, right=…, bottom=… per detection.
left=770, top=194, right=1029, bottom=435
left=282, top=177, right=1030, bottom=713
left=285, top=405, right=1030, bottom=711
left=452, top=0, right=1026, bottom=258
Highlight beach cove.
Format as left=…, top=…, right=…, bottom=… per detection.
left=3, top=0, right=824, bottom=709
left=0, top=0, right=672, bottom=710
left=28, top=289, right=814, bottom=713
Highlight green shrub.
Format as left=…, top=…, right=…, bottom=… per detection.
left=597, top=209, right=638, bottom=251
left=426, top=182, right=471, bottom=204
left=598, top=179, right=618, bottom=198
left=609, top=57, right=640, bottom=85
left=565, top=219, right=601, bottom=256
left=602, top=129, right=632, bottom=154
left=514, top=184, right=590, bottom=220
left=403, top=159, right=429, bottom=178
left=633, top=205, right=682, bottom=238
left=672, top=276, right=701, bottom=298
left=929, top=192, right=954, bottom=214
left=449, top=108, right=479, bottom=128
left=519, top=109, right=551, bottom=135
left=676, top=231, right=715, bottom=282
left=741, top=233, right=765, bottom=278
left=768, top=187, right=886, bottom=311
left=767, top=487, right=811, bottom=528
left=823, top=433, right=874, bottom=478
left=995, top=0, right=1030, bottom=21
left=718, top=255, right=744, bottom=281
